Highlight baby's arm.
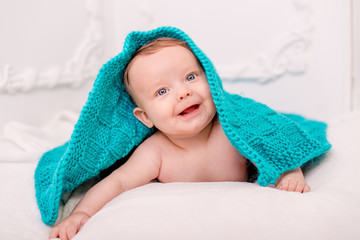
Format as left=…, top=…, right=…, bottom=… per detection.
left=275, top=167, right=310, bottom=193
left=49, top=140, right=162, bottom=240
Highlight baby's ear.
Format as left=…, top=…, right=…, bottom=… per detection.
left=133, top=107, right=154, bottom=128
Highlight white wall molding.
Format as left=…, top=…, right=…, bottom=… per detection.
left=218, top=0, right=314, bottom=83
left=133, top=0, right=314, bottom=84
left=0, top=0, right=102, bottom=94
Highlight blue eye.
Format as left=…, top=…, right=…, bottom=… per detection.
left=157, top=88, right=168, bottom=96
left=187, top=73, right=196, bottom=81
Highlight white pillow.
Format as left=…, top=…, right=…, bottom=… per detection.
left=72, top=112, right=360, bottom=240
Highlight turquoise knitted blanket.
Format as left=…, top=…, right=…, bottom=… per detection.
left=35, top=26, right=331, bottom=225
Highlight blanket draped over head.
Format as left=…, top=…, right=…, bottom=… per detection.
left=35, top=26, right=331, bottom=225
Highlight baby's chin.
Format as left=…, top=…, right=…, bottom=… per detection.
left=157, top=123, right=210, bottom=138
left=182, top=120, right=215, bottom=135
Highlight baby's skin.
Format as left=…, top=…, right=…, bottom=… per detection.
left=50, top=44, right=309, bottom=240
left=276, top=167, right=310, bottom=192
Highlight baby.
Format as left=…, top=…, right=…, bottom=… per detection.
left=50, top=38, right=310, bottom=240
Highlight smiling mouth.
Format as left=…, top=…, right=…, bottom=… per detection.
left=179, top=104, right=200, bottom=116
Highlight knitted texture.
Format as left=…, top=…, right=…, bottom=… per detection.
left=35, top=26, right=331, bottom=225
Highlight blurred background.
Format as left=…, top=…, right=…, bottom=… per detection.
left=0, top=0, right=358, bottom=132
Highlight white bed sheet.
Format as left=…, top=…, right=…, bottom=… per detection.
left=0, top=111, right=359, bottom=240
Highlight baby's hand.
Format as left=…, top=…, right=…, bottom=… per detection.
left=49, top=211, right=90, bottom=240
left=276, top=167, right=310, bottom=193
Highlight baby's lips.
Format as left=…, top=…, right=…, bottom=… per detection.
left=179, top=104, right=200, bottom=115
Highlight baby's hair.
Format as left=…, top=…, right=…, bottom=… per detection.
left=123, top=38, right=192, bottom=87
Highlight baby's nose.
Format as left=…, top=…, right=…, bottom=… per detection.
left=179, top=92, right=190, bottom=101
left=178, top=87, right=191, bottom=101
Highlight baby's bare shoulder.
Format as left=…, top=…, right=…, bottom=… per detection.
left=122, top=132, right=165, bottom=172
left=143, top=131, right=166, bottom=143
left=137, top=131, right=167, bottom=153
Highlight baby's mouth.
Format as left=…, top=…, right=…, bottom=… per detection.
left=179, top=104, right=200, bottom=116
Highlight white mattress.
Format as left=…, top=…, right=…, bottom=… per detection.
left=0, top=111, right=359, bottom=240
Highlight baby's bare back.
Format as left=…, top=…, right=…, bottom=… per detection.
left=153, top=121, right=249, bottom=183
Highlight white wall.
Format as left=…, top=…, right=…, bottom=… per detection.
left=0, top=0, right=104, bottom=127
left=353, top=0, right=360, bottom=110
left=0, top=0, right=356, bottom=131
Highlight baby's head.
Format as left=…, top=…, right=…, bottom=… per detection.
left=123, top=38, right=216, bottom=136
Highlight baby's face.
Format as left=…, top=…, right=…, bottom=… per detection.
left=127, top=45, right=216, bottom=137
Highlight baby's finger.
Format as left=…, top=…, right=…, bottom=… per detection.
left=49, top=226, right=60, bottom=239
left=303, top=184, right=311, bottom=193
left=277, top=180, right=289, bottom=191
left=295, top=182, right=305, bottom=193
left=59, top=225, right=69, bottom=240
left=288, top=180, right=298, bottom=192
left=67, top=224, right=77, bottom=240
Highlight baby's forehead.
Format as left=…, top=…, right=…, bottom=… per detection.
left=124, top=43, right=204, bottom=91
left=137, top=45, right=196, bottom=60
left=132, top=45, right=201, bottom=69
left=131, top=46, right=198, bottom=72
